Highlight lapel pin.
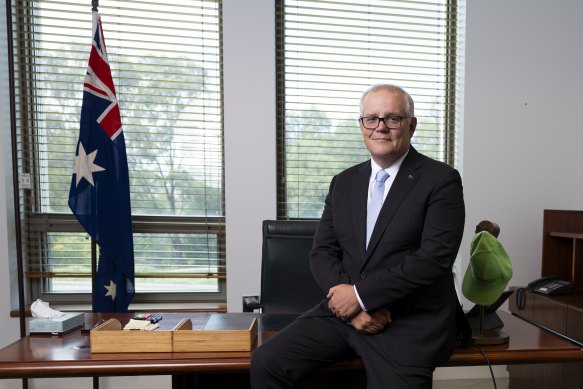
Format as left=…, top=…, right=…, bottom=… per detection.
left=408, top=175, right=414, bottom=180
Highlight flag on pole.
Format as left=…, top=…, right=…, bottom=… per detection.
left=69, top=12, right=135, bottom=312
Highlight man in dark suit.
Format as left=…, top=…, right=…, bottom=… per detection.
left=251, top=84, right=465, bottom=388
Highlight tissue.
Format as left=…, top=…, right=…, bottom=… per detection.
left=31, top=299, right=64, bottom=320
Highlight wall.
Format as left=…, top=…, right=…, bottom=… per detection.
left=224, top=0, right=277, bottom=313
left=1, top=0, right=583, bottom=387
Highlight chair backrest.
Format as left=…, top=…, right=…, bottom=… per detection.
left=260, top=220, right=323, bottom=314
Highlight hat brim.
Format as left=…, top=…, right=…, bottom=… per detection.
left=462, top=265, right=508, bottom=306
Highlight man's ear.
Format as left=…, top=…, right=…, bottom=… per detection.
left=408, top=117, right=417, bottom=138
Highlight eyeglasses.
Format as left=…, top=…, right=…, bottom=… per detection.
left=359, top=115, right=411, bottom=130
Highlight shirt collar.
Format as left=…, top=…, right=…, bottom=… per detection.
left=369, top=149, right=409, bottom=181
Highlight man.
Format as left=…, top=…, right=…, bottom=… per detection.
left=251, top=84, right=465, bottom=388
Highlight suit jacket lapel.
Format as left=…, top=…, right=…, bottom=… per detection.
left=365, top=148, right=423, bottom=260
left=351, top=162, right=370, bottom=258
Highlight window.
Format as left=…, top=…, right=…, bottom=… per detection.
left=11, top=0, right=225, bottom=304
left=276, top=0, right=465, bottom=219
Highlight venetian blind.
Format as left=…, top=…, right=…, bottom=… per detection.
left=276, top=0, right=465, bottom=219
left=11, top=0, right=225, bottom=302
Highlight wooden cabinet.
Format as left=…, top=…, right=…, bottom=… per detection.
left=509, top=210, right=583, bottom=388
left=541, top=210, right=583, bottom=293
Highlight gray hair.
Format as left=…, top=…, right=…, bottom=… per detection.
left=359, top=84, right=415, bottom=117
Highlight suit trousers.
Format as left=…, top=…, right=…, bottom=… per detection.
left=250, top=316, right=434, bottom=389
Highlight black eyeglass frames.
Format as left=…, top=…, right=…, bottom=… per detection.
left=359, top=115, right=412, bottom=130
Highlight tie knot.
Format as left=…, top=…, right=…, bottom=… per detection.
left=376, top=169, right=389, bottom=183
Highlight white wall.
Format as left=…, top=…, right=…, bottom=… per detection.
left=224, top=0, right=277, bottom=313
left=2, top=0, right=583, bottom=387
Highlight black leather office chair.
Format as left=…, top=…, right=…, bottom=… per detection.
left=242, top=220, right=324, bottom=314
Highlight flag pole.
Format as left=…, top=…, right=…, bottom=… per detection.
left=90, top=0, right=98, bottom=310
left=92, top=241, right=98, bottom=388
left=89, top=4, right=99, bottom=389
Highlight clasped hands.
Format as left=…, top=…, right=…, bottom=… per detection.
left=327, top=284, right=391, bottom=335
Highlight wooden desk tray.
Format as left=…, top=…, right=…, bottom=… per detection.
left=90, top=314, right=257, bottom=353
left=90, top=318, right=174, bottom=353
left=173, top=314, right=258, bottom=352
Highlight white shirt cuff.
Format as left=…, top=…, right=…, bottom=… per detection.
left=354, top=285, right=367, bottom=311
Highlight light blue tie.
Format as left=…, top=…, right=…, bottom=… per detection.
left=366, top=169, right=389, bottom=248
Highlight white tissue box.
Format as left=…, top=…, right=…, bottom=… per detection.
left=29, top=312, right=85, bottom=335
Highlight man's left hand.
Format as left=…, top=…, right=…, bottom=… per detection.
left=327, top=284, right=360, bottom=321
left=350, top=309, right=392, bottom=334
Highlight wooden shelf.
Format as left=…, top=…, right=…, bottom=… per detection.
left=549, top=232, right=583, bottom=239
left=542, top=210, right=583, bottom=292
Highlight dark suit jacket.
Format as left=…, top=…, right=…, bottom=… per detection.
left=304, top=146, right=465, bottom=367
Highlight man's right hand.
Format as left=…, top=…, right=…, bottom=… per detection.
left=350, top=308, right=392, bottom=335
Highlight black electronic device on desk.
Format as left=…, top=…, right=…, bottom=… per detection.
left=527, top=276, right=574, bottom=295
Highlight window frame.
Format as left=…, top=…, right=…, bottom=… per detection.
left=10, top=0, right=227, bottom=306
left=275, top=0, right=464, bottom=220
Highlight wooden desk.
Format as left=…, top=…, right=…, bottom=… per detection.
left=509, top=288, right=583, bottom=388
left=0, top=311, right=582, bottom=385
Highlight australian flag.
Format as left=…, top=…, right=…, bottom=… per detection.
left=69, top=12, right=135, bottom=312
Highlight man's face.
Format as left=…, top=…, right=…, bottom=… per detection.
left=360, top=89, right=416, bottom=168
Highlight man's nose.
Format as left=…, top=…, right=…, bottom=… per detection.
left=375, top=120, right=389, bottom=131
